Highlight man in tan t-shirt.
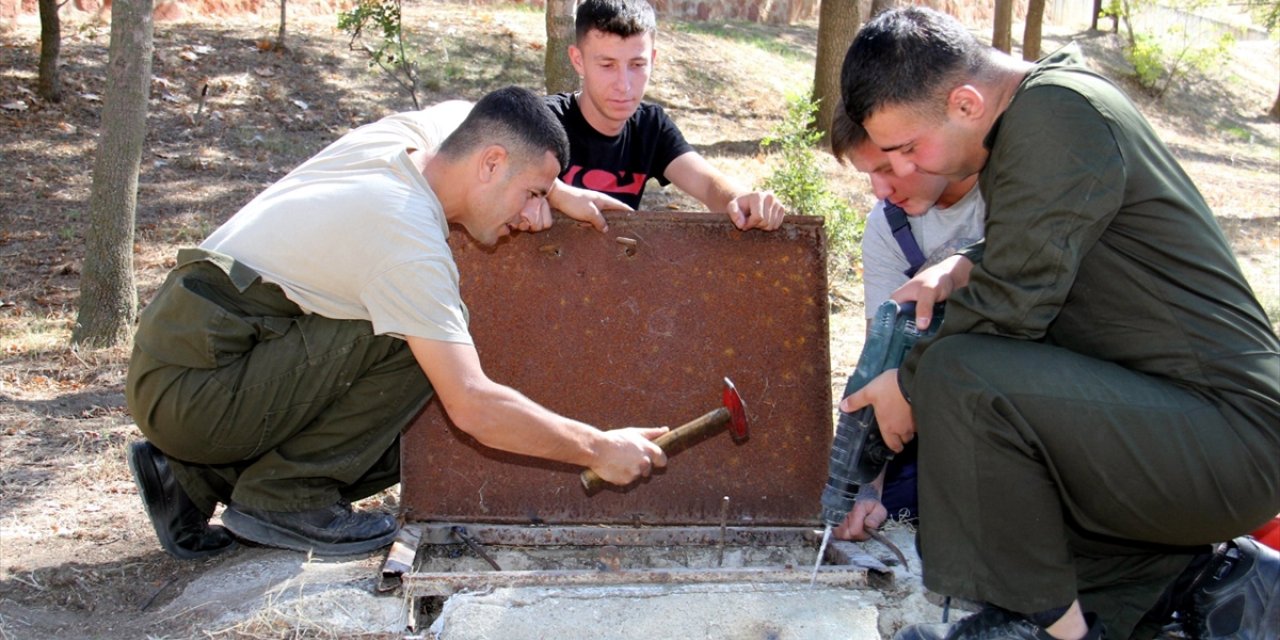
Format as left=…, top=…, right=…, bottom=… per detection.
left=125, top=86, right=670, bottom=558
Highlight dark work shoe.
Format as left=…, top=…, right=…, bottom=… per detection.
left=127, top=441, right=238, bottom=560
left=893, top=607, right=1105, bottom=640
left=1182, top=536, right=1280, bottom=640
left=221, top=501, right=399, bottom=556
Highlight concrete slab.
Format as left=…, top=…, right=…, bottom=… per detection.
left=429, top=584, right=881, bottom=640
left=158, top=548, right=408, bottom=634
left=152, top=522, right=944, bottom=638
left=426, top=524, right=947, bottom=639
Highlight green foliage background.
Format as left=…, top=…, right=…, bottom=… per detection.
left=761, top=94, right=864, bottom=274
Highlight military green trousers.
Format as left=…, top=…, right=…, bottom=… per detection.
left=912, top=335, right=1280, bottom=639
left=126, top=249, right=433, bottom=513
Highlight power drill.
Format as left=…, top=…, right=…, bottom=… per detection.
left=819, top=300, right=945, bottom=527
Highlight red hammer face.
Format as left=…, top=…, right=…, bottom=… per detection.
left=722, top=377, right=749, bottom=443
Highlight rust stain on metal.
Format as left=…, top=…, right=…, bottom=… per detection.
left=402, top=211, right=832, bottom=525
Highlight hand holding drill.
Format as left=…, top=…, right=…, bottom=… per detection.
left=819, top=300, right=945, bottom=530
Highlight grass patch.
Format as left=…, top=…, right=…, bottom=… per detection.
left=1216, top=119, right=1254, bottom=143
left=416, top=28, right=544, bottom=93
left=1, top=313, right=73, bottom=356
left=233, top=127, right=311, bottom=157
left=160, top=216, right=219, bottom=245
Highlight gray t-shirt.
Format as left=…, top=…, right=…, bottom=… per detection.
left=202, top=102, right=473, bottom=344
left=859, top=186, right=986, bottom=318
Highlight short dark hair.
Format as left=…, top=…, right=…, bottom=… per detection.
left=829, top=100, right=870, bottom=165
left=840, top=7, right=991, bottom=125
left=575, top=0, right=656, bottom=43
left=439, top=86, right=570, bottom=173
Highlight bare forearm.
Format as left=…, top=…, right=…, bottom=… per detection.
left=446, top=380, right=603, bottom=466
left=407, top=336, right=664, bottom=484
left=698, top=175, right=745, bottom=213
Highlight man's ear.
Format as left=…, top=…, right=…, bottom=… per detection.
left=477, top=145, right=509, bottom=183
left=568, top=45, right=585, bottom=77
left=947, top=85, right=986, bottom=121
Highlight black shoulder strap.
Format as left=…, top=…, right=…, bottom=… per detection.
left=884, top=201, right=927, bottom=277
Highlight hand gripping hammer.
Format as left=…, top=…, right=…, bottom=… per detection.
left=580, top=377, right=749, bottom=493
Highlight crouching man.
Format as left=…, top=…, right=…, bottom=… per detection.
left=839, top=8, right=1280, bottom=640
left=126, top=86, right=667, bottom=558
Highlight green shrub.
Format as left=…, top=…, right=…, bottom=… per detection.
left=761, top=93, right=863, bottom=270
left=338, top=0, right=422, bottom=109
left=1126, top=32, right=1165, bottom=89
left=1114, top=0, right=1237, bottom=97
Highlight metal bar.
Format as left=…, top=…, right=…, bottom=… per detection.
left=378, top=523, right=424, bottom=592
left=866, top=529, right=909, bottom=570
left=717, top=496, right=730, bottom=567
left=451, top=525, right=502, bottom=571
left=402, top=566, right=869, bottom=597
left=417, top=522, right=825, bottom=547
left=825, top=540, right=890, bottom=574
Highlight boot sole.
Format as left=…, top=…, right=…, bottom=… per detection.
left=221, top=507, right=399, bottom=556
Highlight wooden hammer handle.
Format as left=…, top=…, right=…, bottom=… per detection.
left=580, top=407, right=730, bottom=493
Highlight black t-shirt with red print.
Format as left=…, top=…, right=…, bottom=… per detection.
left=544, top=92, right=693, bottom=209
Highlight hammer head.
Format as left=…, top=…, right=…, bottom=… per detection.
left=722, top=377, right=749, bottom=442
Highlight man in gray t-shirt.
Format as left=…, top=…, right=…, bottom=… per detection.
left=126, top=87, right=672, bottom=559
left=827, top=108, right=983, bottom=541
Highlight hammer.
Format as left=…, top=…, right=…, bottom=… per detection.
left=580, top=377, right=749, bottom=493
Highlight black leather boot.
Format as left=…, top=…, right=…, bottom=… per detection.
left=127, top=441, right=238, bottom=560
left=1183, top=536, right=1280, bottom=640
left=894, top=606, right=1105, bottom=640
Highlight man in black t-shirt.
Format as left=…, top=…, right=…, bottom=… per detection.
left=546, top=0, right=785, bottom=231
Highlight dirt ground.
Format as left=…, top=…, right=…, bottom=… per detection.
left=0, top=2, right=1277, bottom=638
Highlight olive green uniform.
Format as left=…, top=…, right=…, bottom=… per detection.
left=127, top=250, right=432, bottom=514
left=127, top=105, right=475, bottom=515
left=899, top=46, right=1280, bottom=637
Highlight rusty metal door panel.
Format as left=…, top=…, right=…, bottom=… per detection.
left=401, top=212, right=832, bottom=525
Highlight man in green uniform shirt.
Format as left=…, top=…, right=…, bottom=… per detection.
left=837, top=7, right=1279, bottom=640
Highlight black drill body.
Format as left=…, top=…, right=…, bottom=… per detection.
left=819, top=300, right=944, bottom=527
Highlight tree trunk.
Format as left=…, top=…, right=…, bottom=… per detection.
left=1270, top=83, right=1280, bottom=122
left=869, top=0, right=902, bottom=19
left=1091, top=0, right=1102, bottom=31
left=277, top=0, right=287, bottom=49
left=1119, top=0, right=1136, bottom=48
left=73, top=0, right=155, bottom=348
left=812, top=0, right=860, bottom=139
left=1022, top=0, right=1046, bottom=61
left=992, top=0, right=1013, bottom=53
left=544, top=0, right=578, bottom=95
left=38, top=0, right=62, bottom=102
